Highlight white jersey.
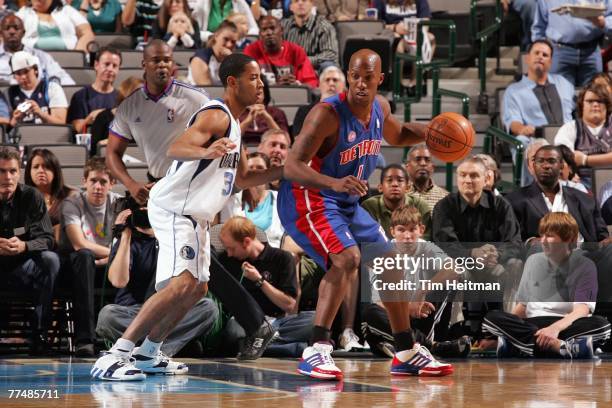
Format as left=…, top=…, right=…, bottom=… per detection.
left=149, top=99, right=242, bottom=221
left=109, top=80, right=210, bottom=178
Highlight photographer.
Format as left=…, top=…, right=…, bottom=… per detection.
left=95, top=198, right=219, bottom=357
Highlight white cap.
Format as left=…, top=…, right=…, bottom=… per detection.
left=10, top=51, right=39, bottom=73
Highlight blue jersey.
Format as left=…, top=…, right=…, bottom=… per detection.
left=282, top=92, right=384, bottom=206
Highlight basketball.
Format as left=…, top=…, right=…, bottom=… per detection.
left=426, top=112, right=475, bottom=162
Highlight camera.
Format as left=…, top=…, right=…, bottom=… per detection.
left=16, top=101, right=31, bottom=113
left=112, top=192, right=151, bottom=237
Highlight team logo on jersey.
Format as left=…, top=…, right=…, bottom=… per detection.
left=347, top=131, right=356, bottom=143
left=179, top=245, right=195, bottom=260
left=167, top=108, right=175, bottom=122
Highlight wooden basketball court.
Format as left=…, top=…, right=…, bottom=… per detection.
left=1, top=356, right=610, bottom=407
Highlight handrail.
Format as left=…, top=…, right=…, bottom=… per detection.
left=470, top=0, right=502, bottom=113
left=483, top=126, right=524, bottom=187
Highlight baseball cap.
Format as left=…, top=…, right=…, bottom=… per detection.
left=10, top=51, right=39, bottom=73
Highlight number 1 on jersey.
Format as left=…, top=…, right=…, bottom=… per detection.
left=356, top=164, right=364, bottom=180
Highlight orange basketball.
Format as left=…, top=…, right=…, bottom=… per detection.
left=426, top=112, right=475, bottom=162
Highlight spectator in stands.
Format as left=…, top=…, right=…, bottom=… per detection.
left=602, top=193, right=612, bottom=225
left=67, top=47, right=121, bottom=135
left=89, top=76, right=143, bottom=156
left=239, top=75, right=289, bottom=144
left=257, top=128, right=290, bottom=190
left=96, top=203, right=218, bottom=357
left=501, top=0, right=536, bottom=51
left=532, top=0, right=612, bottom=87
left=554, top=82, right=612, bottom=190
left=17, top=0, right=95, bottom=52
left=474, top=153, right=501, bottom=195
left=0, top=147, right=59, bottom=355
left=506, top=145, right=609, bottom=244
left=189, top=21, right=238, bottom=86
left=314, top=0, right=369, bottom=22
left=58, top=157, right=119, bottom=356
left=226, top=11, right=253, bottom=50
left=244, top=15, right=318, bottom=88
left=483, top=212, right=610, bottom=359
left=503, top=39, right=574, bottom=186
left=122, top=0, right=161, bottom=45
left=557, top=144, right=589, bottom=194
left=25, top=149, right=77, bottom=242
left=73, top=0, right=123, bottom=34
left=361, top=163, right=432, bottom=240
left=292, top=65, right=345, bottom=137
left=0, top=15, right=75, bottom=85
left=524, top=137, right=550, bottom=181
left=7, top=50, right=68, bottom=126
left=590, top=71, right=612, bottom=94
left=404, top=143, right=449, bottom=211
left=190, top=0, right=258, bottom=43
left=152, top=0, right=201, bottom=49
left=281, top=0, right=338, bottom=72
left=0, top=94, right=11, bottom=126
left=219, top=216, right=313, bottom=357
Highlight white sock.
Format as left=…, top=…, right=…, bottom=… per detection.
left=559, top=340, right=570, bottom=358
left=138, top=337, right=162, bottom=357
left=110, top=338, right=135, bottom=357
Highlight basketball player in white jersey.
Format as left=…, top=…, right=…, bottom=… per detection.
left=92, top=53, right=282, bottom=381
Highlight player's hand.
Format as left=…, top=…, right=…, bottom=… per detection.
left=535, top=325, right=560, bottom=350
left=203, top=137, right=236, bottom=159
left=128, top=182, right=150, bottom=205
left=115, top=209, right=132, bottom=225
left=331, top=176, right=368, bottom=196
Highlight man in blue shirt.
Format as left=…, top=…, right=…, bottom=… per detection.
left=532, top=0, right=612, bottom=86
left=503, top=39, right=575, bottom=186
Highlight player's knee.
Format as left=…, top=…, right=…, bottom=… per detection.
left=332, top=249, right=361, bottom=272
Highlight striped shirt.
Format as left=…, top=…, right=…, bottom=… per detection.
left=130, top=0, right=161, bottom=43
left=281, top=14, right=338, bottom=70
left=406, top=180, right=449, bottom=213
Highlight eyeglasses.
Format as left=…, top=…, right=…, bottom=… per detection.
left=584, top=99, right=606, bottom=105
left=534, top=158, right=560, bottom=165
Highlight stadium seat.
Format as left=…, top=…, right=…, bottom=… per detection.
left=48, top=50, right=86, bottom=68
left=94, top=33, right=135, bottom=50
left=13, top=124, right=73, bottom=145
left=63, top=86, right=85, bottom=103
left=275, top=104, right=302, bottom=126
left=541, top=125, right=561, bottom=144
left=27, top=144, right=88, bottom=166
left=593, top=167, right=612, bottom=203
left=269, top=86, right=311, bottom=105
left=334, top=20, right=385, bottom=64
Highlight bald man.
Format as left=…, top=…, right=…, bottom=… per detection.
left=278, top=49, right=453, bottom=379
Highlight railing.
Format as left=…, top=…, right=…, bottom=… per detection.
left=470, top=0, right=503, bottom=114
left=483, top=126, right=524, bottom=187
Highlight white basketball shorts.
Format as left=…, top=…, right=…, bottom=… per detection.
left=148, top=199, right=210, bottom=291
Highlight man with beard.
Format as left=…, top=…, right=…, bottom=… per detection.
left=0, top=15, right=74, bottom=85
left=257, top=128, right=290, bottom=190
left=503, top=39, right=574, bottom=186
left=404, top=143, right=449, bottom=212
left=68, top=47, right=122, bottom=134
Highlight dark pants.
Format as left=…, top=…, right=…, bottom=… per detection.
left=209, top=251, right=265, bottom=336
left=7, top=251, right=60, bottom=333
left=483, top=310, right=611, bottom=357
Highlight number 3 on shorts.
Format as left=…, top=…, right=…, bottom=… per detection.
left=222, top=171, right=234, bottom=196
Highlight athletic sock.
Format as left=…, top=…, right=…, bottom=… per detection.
left=559, top=340, right=570, bottom=358
left=393, top=330, right=416, bottom=353
left=110, top=338, right=135, bottom=357
left=310, top=326, right=332, bottom=345
left=138, top=337, right=163, bottom=357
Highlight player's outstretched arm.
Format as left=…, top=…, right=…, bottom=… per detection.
left=167, top=109, right=233, bottom=161
left=235, top=147, right=284, bottom=189
left=378, top=95, right=428, bottom=147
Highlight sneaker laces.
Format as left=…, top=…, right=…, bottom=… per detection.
left=314, top=344, right=335, bottom=366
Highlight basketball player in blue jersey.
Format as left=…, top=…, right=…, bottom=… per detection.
left=92, top=54, right=282, bottom=381
left=278, top=49, right=453, bottom=379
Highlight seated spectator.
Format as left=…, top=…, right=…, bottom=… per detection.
left=506, top=145, right=609, bottom=245
left=532, top=0, right=612, bottom=87
left=557, top=144, right=589, bottom=194
left=67, top=47, right=121, bottom=135
left=589, top=71, right=612, bottom=94
left=72, top=0, right=123, bottom=34
left=190, top=0, right=258, bottom=42
left=24, top=149, right=77, bottom=242
left=189, top=21, right=238, bottom=86
left=314, top=0, right=369, bottom=22
left=504, top=39, right=575, bottom=186
left=152, top=0, right=201, bottom=49
left=523, top=137, right=550, bottom=182
left=602, top=194, right=612, bottom=225
left=0, top=147, right=59, bottom=355
left=17, top=0, right=95, bottom=52
left=281, top=0, right=338, bottom=72
left=473, top=153, right=501, bottom=195
left=7, top=50, right=68, bottom=126
left=482, top=212, right=610, bottom=358
left=361, top=163, right=432, bottom=240
left=555, top=82, right=612, bottom=190
left=58, top=157, right=119, bottom=357
left=0, top=15, right=75, bottom=85
left=362, top=206, right=471, bottom=358
left=226, top=11, right=253, bottom=50
left=404, top=143, right=449, bottom=211
left=96, top=202, right=218, bottom=357
left=218, top=216, right=313, bottom=357
left=239, top=75, right=289, bottom=144
left=244, top=15, right=318, bottom=88
left=292, top=65, right=345, bottom=137
left=257, top=128, right=290, bottom=190
left=89, top=76, right=144, bottom=156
